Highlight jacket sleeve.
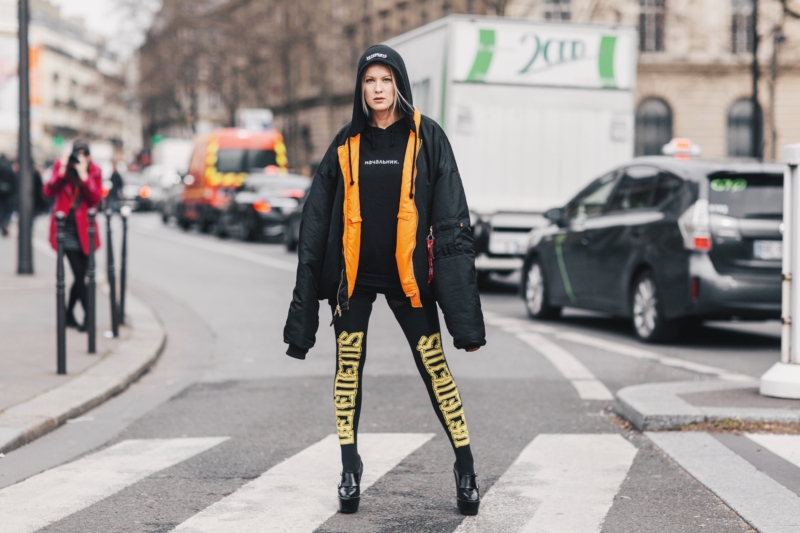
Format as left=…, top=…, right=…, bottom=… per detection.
left=283, top=141, right=339, bottom=359
left=82, top=164, right=104, bottom=207
left=43, top=160, right=67, bottom=197
left=430, top=129, right=486, bottom=350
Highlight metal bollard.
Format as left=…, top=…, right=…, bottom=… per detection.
left=87, top=208, right=97, bottom=353
left=119, top=206, right=130, bottom=325
left=105, top=209, right=119, bottom=338
left=55, top=211, right=66, bottom=374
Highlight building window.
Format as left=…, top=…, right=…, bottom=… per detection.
left=544, top=0, right=570, bottom=20
left=727, top=98, right=762, bottom=157
left=635, top=98, right=672, bottom=156
left=731, top=0, right=753, bottom=54
left=639, top=0, right=665, bottom=52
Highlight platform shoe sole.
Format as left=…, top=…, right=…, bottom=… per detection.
left=339, top=496, right=360, bottom=513
left=457, top=498, right=479, bottom=516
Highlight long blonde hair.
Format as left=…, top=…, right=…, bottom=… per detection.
left=361, top=64, right=411, bottom=118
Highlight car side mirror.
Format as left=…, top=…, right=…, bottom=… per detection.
left=544, top=207, right=565, bottom=227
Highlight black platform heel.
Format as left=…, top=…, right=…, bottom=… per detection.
left=454, top=463, right=480, bottom=516
left=338, top=461, right=363, bottom=513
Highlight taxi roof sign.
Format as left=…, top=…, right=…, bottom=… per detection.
left=662, top=138, right=702, bottom=158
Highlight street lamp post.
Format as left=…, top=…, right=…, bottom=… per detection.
left=760, top=143, right=800, bottom=398
left=17, top=0, right=33, bottom=274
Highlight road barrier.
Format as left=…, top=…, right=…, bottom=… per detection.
left=87, top=208, right=97, bottom=354
left=105, top=209, right=119, bottom=338
left=55, top=211, right=66, bottom=374
left=761, top=143, right=800, bottom=398
left=119, top=206, right=130, bottom=325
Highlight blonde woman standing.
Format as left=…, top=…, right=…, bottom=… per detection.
left=284, top=45, right=485, bottom=516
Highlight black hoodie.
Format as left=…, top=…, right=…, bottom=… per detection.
left=284, top=45, right=486, bottom=359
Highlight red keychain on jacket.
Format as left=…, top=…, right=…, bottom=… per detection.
left=427, top=226, right=434, bottom=284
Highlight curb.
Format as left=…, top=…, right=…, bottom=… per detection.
left=615, top=380, right=800, bottom=431
left=0, top=292, right=166, bottom=454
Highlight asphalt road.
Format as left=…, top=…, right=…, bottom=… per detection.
left=5, top=212, right=787, bottom=532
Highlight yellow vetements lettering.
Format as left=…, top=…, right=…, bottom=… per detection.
left=334, top=331, right=364, bottom=445
left=417, top=333, right=470, bottom=448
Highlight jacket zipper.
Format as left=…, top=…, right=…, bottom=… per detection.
left=427, top=226, right=434, bottom=285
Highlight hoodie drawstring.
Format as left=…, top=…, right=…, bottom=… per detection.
left=347, top=137, right=354, bottom=186
left=410, top=130, right=418, bottom=199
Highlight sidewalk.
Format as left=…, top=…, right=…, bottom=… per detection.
left=617, top=379, right=800, bottom=431
left=0, top=230, right=122, bottom=412
left=0, top=218, right=166, bottom=453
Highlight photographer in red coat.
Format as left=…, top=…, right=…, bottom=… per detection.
left=44, top=140, right=102, bottom=331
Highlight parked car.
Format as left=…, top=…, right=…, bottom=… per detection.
left=119, top=171, right=155, bottom=212
left=161, top=174, right=188, bottom=225
left=521, top=156, right=783, bottom=342
left=142, top=165, right=182, bottom=212
left=215, top=173, right=310, bottom=241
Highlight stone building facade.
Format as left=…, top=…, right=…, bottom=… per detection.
left=0, top=0, right=137, bottom=162
left=508, top=0, right=800, bottom=160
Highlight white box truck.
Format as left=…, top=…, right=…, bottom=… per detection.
left=385, top=16, right=637, bottom=277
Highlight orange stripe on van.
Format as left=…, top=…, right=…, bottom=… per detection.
left=396, top=109, right=423, bottom=308
left=337, top=135, right=362, bottom=299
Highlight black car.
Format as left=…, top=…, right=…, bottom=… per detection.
left=521, top=156, right=783, bottom=342
left=216, top=173, right=311, bottom=241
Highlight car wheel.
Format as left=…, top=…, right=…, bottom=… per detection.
left=161, top=212, right=169, bottom=224
left=524, top=259, right=562, bottom=320
left=178, top=217, right=191, bottom=231
left=631, top=271, right=678, bottom=342
left=215, top=218, right=228, bottom=239
left=240, top=216, right=256, bottom=242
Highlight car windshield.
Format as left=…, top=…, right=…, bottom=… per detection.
left=707, top=172, right=782, bottom=219
left=216, top=149, right=278, bottom=173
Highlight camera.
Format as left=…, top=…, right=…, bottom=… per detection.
left=68, top=150, right=81, bottom=167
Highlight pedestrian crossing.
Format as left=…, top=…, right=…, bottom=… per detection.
left=2, top=431, right=799, bottom=532
left=0, top=437, right=228, bottom=533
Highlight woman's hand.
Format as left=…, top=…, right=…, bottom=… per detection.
left=57, top=152, right=69, bottom=177
left=76, top=153, right=89, bottom=182
left=466, top=347, right=480, bottom=352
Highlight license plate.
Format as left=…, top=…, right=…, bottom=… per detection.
left=754, top=240, right=782, bottom=260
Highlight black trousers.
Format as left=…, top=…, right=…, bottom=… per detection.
left=332, top=289, right=474, bottom=474
left=65, top=250, right=88, bottom=318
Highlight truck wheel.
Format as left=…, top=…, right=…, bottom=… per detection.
left=178, top=217, right=191, bottom=231
left=631, top=271, right=679, bottom=342
left=523, top=259, right=562, bottom=320
left=199, top=219, right=213, bottom=234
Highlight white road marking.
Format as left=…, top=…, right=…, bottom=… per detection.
left=517, top=332, right=614, bottom=400
left=483, top=315, right=557, bottom=334
left=0, top=437, right=228, bottom=533
left=746, top=434, right=800, bottom=469
left=172, top=433, right=434, bottom=532
left=456, top=434, right=637, bottom=532
left=648, top=431, right=800, bottom=533
left=137, top=229, right=298, bottom=272
left=556, top=331, right=755, bottom=382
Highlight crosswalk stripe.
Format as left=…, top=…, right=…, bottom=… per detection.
left=746, top=434, right=800, bottom=469
left=557, top=331, right=754, bottom=382
left=456, top=434, right=637, bottom=532
left=648, top=431, right=800, bottom=532
left=517, top=332, right=614, bottom=400
left=172, top=433, right=434, bottom=532
left=0, top=437, right=228, bottom=533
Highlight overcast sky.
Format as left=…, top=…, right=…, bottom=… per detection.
left=49, top=0, right=158, bottom=55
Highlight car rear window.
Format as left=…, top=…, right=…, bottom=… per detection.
left=216, top=149, right=278, bottom=173
left=707, top=172, right=782, bottom=219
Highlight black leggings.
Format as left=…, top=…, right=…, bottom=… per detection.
left=332, top=289, right=474, bottom=475
left=65, top=250, right=88, bottom=318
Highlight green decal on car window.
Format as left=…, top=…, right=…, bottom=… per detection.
left=710, top=178, right=747, bottom=192
left=554, top=233, right=576, bottom=303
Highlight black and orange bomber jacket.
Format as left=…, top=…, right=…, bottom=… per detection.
left=282, top=109, right=486, bottom=359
